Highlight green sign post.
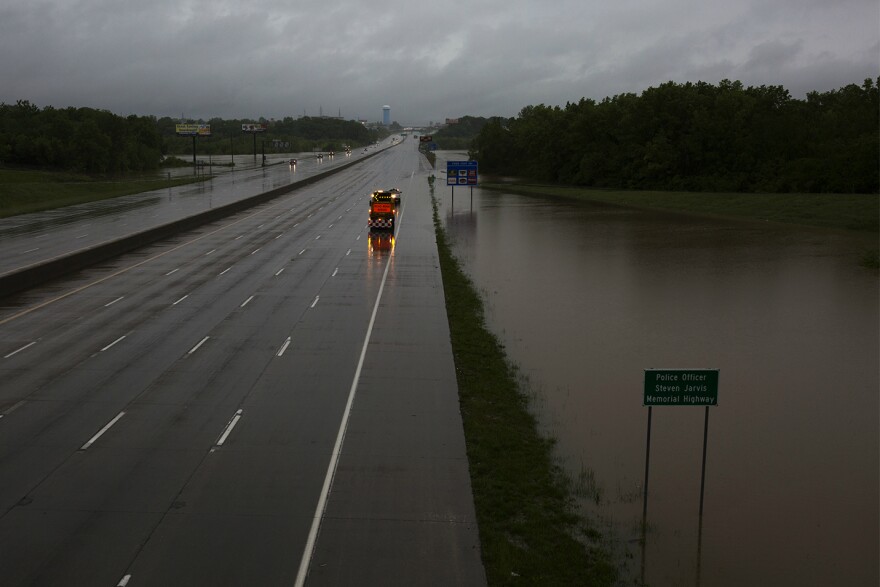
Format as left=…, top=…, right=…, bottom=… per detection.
left=640, top=368, right=719, bottom=585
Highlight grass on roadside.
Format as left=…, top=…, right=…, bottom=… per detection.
left=481, top=183, right=879, bottom=233
left=432, top=193, right=616, bottom=586
left=0, top=168, right=209, bottom=218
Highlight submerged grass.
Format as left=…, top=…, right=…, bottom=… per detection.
left=481, top=183, right=879, bottom=233
left=432, top=193, right=616, bottom=585
left=0, top=168, right=208, bottom=218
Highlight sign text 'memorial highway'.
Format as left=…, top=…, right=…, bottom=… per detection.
left=643, top=369, right=719, bottom=406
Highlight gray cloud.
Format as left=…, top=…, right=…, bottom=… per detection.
left=1, top=0, right=876, bottom=125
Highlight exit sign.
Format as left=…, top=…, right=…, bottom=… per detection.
left=644, top=369, right=719, bottom=406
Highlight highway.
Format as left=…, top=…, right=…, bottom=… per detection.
left=0, top=141, right=486, bottom=585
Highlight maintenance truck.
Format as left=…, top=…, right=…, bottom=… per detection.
left=368, top=190, right=396, bottom=230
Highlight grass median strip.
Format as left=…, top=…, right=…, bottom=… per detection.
left=432, top=194, right=616, bottom=585
left=0, top=168, right=208, bottom=218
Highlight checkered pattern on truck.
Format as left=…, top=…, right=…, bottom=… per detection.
left=368, top=217, right=393, bottom=228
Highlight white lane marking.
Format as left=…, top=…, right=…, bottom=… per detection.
left=205, top=249, right=216, bottom=255
left=307, top=214, right=313, bottom=218
left=235, top=234, right=244, bottom=240
left=165, top=268, right=180, bottom=276
left=80, top=411, right=126, bottom=450
left=23, top=247, right=40, bottom=254
left=257, top=224, right=265, bottom=229
left=215, top=409, right=243, bottom=446
left=219, top=267, right=232, bottom=275
left=101, top=335, right=126, bottom=352
left=332, top=268, right=338, bottom=277
left=294, top=223, right=299, bottom=227
left=4, top=341, right=37, bottom=359
left=299, top=249, right=306, bottom=256
left=188, top=336, right=209, bottom=355
left=172, top=295, right=189, bottom=306
left=105, top=296, right=124, bottom=307
left=328, top=224, right=334, bottom=229
left=275, top=268, right=285, bottom=276
left=251, top=247, right=261, bottom=255
left=0, top=400, right=26, bottom=419
left=346, top=248, right=351, bottom=256
left=337, top=215, right=343, bottom=220
left=277, top=336, right=292, bottom=357
left=240, top=295, right=255, bottom=308
left=356, top=235, right=361, bottom=241
left=117, top=575, right=132, bottom=587
left=315, top=235, right=321, bottom=240
left=294, top=235, right=395, bottom=587
left=310, top=296, right=319, bottom=308
left=76, top=234, right=88, bottom=239
left=0, top=199, right=303, bottom=328
left=275, top=233, right=284, bottom=239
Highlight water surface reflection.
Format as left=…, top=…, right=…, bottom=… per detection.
left=439, top=184, right=878, bottom=586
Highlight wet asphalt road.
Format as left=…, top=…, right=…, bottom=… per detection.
left=0, top=142, right=485, bottom=585
left=0, top=147, right=378, bottom=278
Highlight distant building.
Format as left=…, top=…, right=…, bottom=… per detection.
left=382, top=105, right=390, bottom=126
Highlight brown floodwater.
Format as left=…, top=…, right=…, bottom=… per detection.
left=435, top=175, right=878, bottom=586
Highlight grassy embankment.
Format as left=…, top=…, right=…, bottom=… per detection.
left=481, top=183, right=880, bottom=268
left=431, top=190, right=616, bottom=586
left=0, top=168, right=208, bottom=218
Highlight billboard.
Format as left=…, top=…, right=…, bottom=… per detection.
left=242, top=123, right=268, bottom=132
left=175, top=124, right=211, bottom=136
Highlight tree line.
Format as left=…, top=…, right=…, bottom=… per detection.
left=0, top=101, right=385, bottom=174
left=159, top=116, right=382, bottom=156
left=0, top=101, right=164, bottom=173
left=469, top=79, right=879, bottom=193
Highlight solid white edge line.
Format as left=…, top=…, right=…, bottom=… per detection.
left=81, top=411, right=126, bottom=450
left=277, top=336, right=292, bottom=357
left=117, top=574, right=132, bottom=587
left=4, top=341, right=37, bottom=359
left=216, top=409, right=243, bottom=446
left=188, top=336, right=209, bottom=355
left=294, top=236, right=395, bottom=587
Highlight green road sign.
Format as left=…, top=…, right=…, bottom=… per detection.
left=644, top=369, right=719, bottom=406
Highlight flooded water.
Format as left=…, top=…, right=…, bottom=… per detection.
left=435, top=168, right=879, bottom=586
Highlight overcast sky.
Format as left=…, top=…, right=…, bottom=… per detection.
left=1, top=0, right=877, bottom=125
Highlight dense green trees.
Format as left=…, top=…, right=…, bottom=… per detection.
left=0, top=102, right=382, bottom=173
left=469, top=79, right=879, bottom=193
left=159, top=116, right=380, bottom=156
left=0, top=101, right=163, bottom=173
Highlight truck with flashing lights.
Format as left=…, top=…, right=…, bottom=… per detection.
left=368, top=190, right=396, bottom=230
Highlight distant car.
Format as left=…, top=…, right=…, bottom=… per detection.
left=316, top=153, right=323, bottom=160
left=387, top=187, right=401, bottom=206
left=289, top=158, right=297, bottom=166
